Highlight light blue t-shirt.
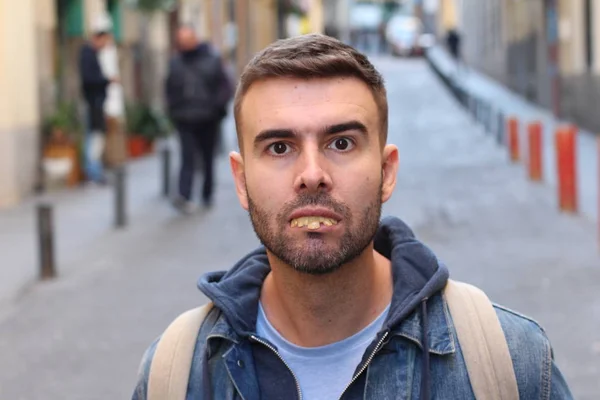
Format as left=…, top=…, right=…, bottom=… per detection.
left=256, top=302, right=390, bottom=400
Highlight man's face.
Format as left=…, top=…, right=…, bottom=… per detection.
left=177, top=28, right=197, bottom=51
left=231, top=77, right=399, bottom=274
left=93, top=33, right=110, bottom=49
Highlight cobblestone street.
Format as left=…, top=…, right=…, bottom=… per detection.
left=0, top=57, right=598, bottom=399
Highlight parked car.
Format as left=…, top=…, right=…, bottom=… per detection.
left=385, top=14, right=426, bottom=57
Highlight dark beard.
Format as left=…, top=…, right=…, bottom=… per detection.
left=247, top=184, right=382, bottom=275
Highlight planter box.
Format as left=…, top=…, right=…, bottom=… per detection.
left=42, top=143, right=82, bottom=187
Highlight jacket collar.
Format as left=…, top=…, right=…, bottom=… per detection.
left=206, top=290, right=457, bottom=356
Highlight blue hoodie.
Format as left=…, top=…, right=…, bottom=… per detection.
left=133, top=216, right=573, bottom=399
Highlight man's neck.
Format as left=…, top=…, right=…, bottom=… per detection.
left=260, top=245, right=393, bottom=347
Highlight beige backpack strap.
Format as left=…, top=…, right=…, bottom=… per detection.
left=444, top=280, right=519, bottom=400
left=148, top=303, right=214, bottom=400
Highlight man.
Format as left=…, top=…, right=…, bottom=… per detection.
left=134, top=34, right=573, bottom=399
left=165, top=26, right=233, bottom=213
left=98, top=29, right=127, bottom=168
left=79, top=15, right=115, bottom=184
left=446, top=28, right=463, bottom=74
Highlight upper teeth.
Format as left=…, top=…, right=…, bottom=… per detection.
left=291, top=216, right=338, bottom=229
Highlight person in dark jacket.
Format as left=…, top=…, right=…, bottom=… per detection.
left=446, top=28, right=464, bottom=74
left=166, top=26, right=233, bottom=213
left=79, top=22, right=115, bottom=184
left=133, top=34, right=573, bottom=400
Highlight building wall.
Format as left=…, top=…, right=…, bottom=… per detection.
left=308, top=0, right=325, bottom=34
left=453, top=0, right=600, bottom=132
left=0, top=0, right=41, bottom=208
left=559, top=0, right=600, bottom=132
left=504, top=1, right=547, bottom=104
left=233, top=0, right=279, bottom=76
left=437, top=0, right=457, bottom=38
left=456, top=0, right=553, bottom=109
left=84, top=0, right=106, bottom=34
left=146, top=12, right=170, bottom=108
left=323, top=0, right=351, bottom=41
left=36, top=0, right=59, bottom=119
left=120, top=6, right=142, bottom=102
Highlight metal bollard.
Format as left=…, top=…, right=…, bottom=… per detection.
left=468, top=95, right=474, bottom=117
left=496, top=111, right=505, bottom=145
left=37, top=203, right=56, bottom=279
left=114, top=167, right=127, bottom=228
left=482, top=103, right=488, bottom=132
left=485, top=103, right=492, bottom=134
left=162, top=147, right=171, bottom=197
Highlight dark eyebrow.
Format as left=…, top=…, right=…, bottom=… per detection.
left=325, top=121, right=368, bottom=135
left=254, top=129, right=296, bottom=147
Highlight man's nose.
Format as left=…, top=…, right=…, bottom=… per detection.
left=294, top=147, right=333, bottom=193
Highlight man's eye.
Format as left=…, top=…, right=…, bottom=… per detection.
left=268, top=142, right=291, bottom=155
left=328, top=137, right=355, bottom=151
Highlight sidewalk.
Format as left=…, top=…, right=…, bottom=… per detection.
left=426, top=46, right=599, bottom=223
left=0, top=155, right=162, bottom=306
left=0, top=116, right=236, bottom=307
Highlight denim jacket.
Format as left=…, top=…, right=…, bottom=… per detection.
left=133, top=217, right=573, bottom=399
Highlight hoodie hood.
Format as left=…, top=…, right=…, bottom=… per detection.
left=181, top=42, right=212, bottom=60
left=198, top=216, right=449, bottom=337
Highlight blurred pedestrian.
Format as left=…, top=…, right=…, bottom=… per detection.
left=165, top=25, right=233, bottom=214
left=98, top=26, right=127, bottom=169
left=446, top=28, right=464, bottom=74
left=79, top=14, right=116, bottom=185
left=133, top=34, right=573, bottom=400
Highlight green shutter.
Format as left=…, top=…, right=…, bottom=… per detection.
left=107, top=0, right=123, bottom=43
left=62, top=0, right=84, bottom=37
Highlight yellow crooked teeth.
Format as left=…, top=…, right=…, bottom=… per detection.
left=290, top=216, right=338, bottom=229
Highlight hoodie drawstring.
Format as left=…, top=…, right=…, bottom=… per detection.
left=202, top=347, right=213, bottom=400
left=420, top=299, right=431, bottom=400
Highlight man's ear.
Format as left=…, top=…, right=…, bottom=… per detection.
left=381, top=144, right=399, bottom=203
left=230, top=151, right=249, bottom=210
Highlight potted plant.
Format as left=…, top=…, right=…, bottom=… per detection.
left=125, top=102, right=148, bottom=158
left=126, top=102, right=171, bottom=158
left=139, top=106, right=172, bottom=152
left=42, top=102, right=83, bottom=187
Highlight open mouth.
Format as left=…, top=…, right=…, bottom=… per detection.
left=290, top=216, right=339, bottom=230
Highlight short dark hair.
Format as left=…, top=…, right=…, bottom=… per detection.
left=234, top=34, right=388, bottom=150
